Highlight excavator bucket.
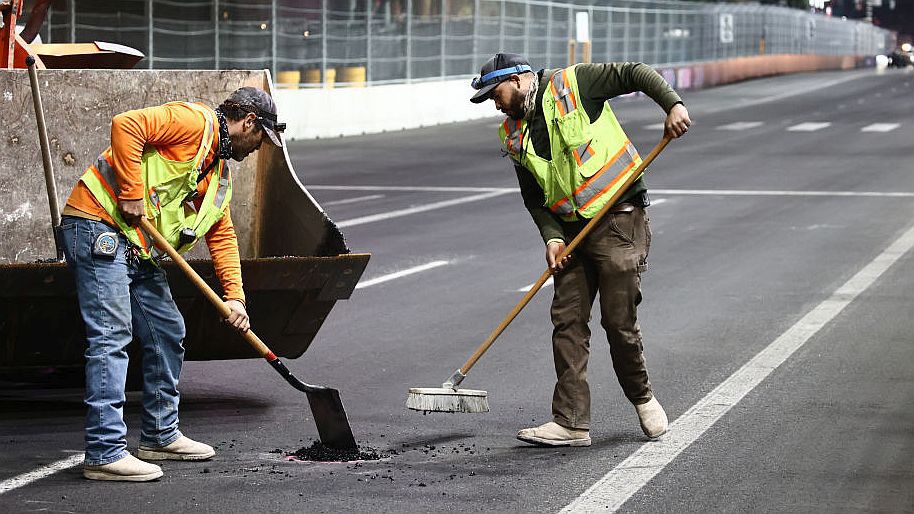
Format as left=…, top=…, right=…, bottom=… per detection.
left=0, top=69, right=369, bottom=378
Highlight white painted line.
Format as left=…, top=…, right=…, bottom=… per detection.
left=787, top=122, right=832, bottom=132
left=861, top=123, right=900, bottom=133
left=336, top=190, right=514, bottom=228
left=560, top=222, right=914, bottom=513
left=716, top=121, right=763, bottom=131
left=644, top=123, right=664, bottom=130
left=307, top=185, right=515, bottom=193
left=0, top=453, right=83, bottom=495
left=323, top=194, right=385, bottom=206
left=649, top=198, right=668, bottom=206
left=519, top=275, right=554, bottom=292
left=650, top=189, right=914, bottom=198
left=355, top=260, right=449, bottom=289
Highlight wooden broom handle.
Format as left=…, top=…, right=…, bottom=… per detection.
left=138, top=218, right=274, bottom=359
left=459, top=136, right=671, bottom=374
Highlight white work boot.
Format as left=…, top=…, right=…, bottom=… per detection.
left=83, top=454, right=163, bottom=482
left=138, top=435, right=215, bottom=461
left=635, top=396, right=668, bottom=439
left=517, top=421, right=591, bottom=447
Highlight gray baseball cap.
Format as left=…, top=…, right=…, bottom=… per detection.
left=226, top=87, right=286, bottom=146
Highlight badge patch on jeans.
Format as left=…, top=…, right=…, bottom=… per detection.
left=92, top=231, right=119, bottom=259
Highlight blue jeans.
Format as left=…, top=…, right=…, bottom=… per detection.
left=60, top=216, right=186, bottom=466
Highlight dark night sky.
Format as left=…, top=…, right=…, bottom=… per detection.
left=830, top=0, right=914, bottom=39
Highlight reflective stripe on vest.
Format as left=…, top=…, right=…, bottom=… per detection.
left=572, top=140, right=595, bottom=166
left=502, top=118, right=524, bottom=155
left=573, top=141, right=639, bottom=210
left=214, top=160, right=229, bottom=208
left=549, top=196, right=575, bottom=216
left=550, top=69, right=577, bottom=117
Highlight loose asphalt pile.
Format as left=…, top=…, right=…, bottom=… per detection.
left=288, top=442, right=386, bottom=462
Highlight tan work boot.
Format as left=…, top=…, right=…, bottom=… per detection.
left=137, top=435, right=215, bottom=461
left=83, top=454, right=163, bottom=482
left=517, top=421, right=591, bottom=447
left=635, top=396, right=668, bottom=439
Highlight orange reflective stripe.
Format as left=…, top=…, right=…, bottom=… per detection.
left=572, top=140, right=595, bottom=167
left=579, top=160, right=637, bottom=211
left=549, top=74, right=567, bottom=117
left=550, top=70, right=576, bottom=116
left=89, top=166, right=118, bottom=201
left=135, top=227, right=150, bottom=249
left=549, top=197, right=574, bottom=215
left=503, top=118, right=525, bottom=155
left=573, top=144, right=629, bottom=197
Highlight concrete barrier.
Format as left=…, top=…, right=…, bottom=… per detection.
left=275, top=78, right=494, bottom=139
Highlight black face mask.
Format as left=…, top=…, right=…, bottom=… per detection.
left=214, top=107, right=233, bottom=161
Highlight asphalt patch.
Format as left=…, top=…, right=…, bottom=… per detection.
left=286, top=442, right=387, bottom=462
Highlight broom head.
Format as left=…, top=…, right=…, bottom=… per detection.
left=406, top=387, right=489, bottom=413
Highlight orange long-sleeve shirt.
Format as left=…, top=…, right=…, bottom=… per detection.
left=65, top=102, right=245, bottom=303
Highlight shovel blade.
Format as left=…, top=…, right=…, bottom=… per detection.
left=305, top=388, right=358, bottom=449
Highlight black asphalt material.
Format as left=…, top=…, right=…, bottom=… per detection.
left=1, top=69, right=913, bottom=513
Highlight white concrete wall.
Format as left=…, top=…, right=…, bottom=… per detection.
left=273, top=79, right=496, bottom=141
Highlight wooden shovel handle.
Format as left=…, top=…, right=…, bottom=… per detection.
left=138, top=218, right=274, bottom=360
left=459, top=137, right=671, bottom=374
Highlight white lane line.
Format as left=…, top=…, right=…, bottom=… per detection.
left=787, top=122, right=832, bottom=132
left=650, top=198, right=668, bottom=206
left=315, top=187, right=914, bottom=200
left=861, top=123, right=900, bottom=133
left=651, top=189, right=914, bottom=198
left=336, top=190, right=514, bottom=228
left=0, top=453, right=83, bottom=495
left=323, top=194, right=385, bottom=206
left=519, top=275, right=554, bottom=293
left=716, top=121, right=764, bottom=131
left=308, top=185, right=515, bottom=193
left=355, top=260, right=449, bottom=289
left=560, top=222, right=914, bottom=513
left=644, top=123, right=664, bottom=130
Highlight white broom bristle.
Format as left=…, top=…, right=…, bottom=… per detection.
left=406, top=387, right=489, bottom=413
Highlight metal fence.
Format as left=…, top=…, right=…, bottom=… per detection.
left=40, top=0, right=894, bottom=86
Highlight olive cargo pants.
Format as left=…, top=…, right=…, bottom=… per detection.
left=550, top=206, right=653, bottom=430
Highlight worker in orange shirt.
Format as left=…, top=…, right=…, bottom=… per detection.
left=59, top=87, right=285, bottom=481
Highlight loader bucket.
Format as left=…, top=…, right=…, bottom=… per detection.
left=0, top=69, right=369, bottom=376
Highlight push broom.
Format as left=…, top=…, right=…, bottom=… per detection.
left=407, top=136, right=672, bottom=413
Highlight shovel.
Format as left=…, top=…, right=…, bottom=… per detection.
left=139, top=218, right=358, bottom=449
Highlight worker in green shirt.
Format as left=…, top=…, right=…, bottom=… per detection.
left=470, top=53, right=691, bottom=446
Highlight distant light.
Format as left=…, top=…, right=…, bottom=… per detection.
left=222, top=11, right=229, bottom=20
left=260, top=23, right=268, bottom=30
left=303, top=30, right=310, bottom=38
left=902, top=43, right=913, bottom=52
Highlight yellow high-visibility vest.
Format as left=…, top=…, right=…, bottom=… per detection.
left=499, top=64, right=642, bottom=221
left=79, top=102, right=232, bottom=260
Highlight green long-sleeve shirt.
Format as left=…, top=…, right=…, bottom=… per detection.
left=514, top=62, right=683, bottom=244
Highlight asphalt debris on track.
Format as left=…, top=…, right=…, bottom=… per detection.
left=287, top=441, right=387, bottom=462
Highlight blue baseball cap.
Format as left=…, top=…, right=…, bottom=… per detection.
left=470, top=53, right=533, bottom=104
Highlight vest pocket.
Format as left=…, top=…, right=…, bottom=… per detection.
left=554, top=109, right=592, bottom=148
left=574, top=134, right=611, bottom=179
left=149, top=172, right=196, bottom=211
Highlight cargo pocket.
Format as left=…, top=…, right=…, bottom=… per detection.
left=554, top=109, right=591, bottom=149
